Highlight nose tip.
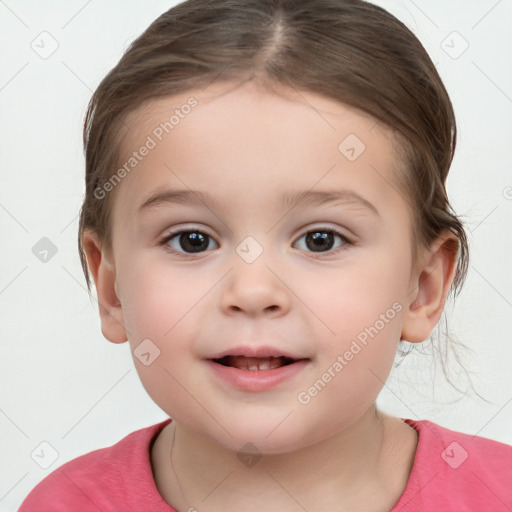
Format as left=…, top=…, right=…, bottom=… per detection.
left=220, top=261, right=290, bottom=317
left=228, top=302, right=280, bottom=314
left=224, top=289, right=284, bottom=317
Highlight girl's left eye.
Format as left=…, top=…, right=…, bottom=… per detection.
left=159, top=230, right=218, bottom=254
left=293, top=229, right=350, bottom=254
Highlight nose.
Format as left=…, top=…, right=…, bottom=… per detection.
left=220, top=256, right=291, bottom=318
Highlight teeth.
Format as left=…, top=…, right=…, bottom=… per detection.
left=221, top=356, right=292, bottom=370
left=258, top=360, right=271, bottom=370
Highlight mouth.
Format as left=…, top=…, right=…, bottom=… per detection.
left=212, top=355, right=297, bottom=371
left=206, top=348, right=309, bottom=391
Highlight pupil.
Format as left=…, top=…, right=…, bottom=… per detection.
left=306, top=231, right=333, bottom=252
left=180, top=232, right=208, bottom=253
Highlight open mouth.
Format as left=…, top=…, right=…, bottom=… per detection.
left=207, top=351, right=309, bottom=390
left=212, top=355, right=297, bottom=371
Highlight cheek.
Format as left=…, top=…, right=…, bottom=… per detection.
left=119, top=260, right=210, bottom=342
left=118, top=258, right=227, bottom=405
left=295, top=298, right=403, bottom=444
left=303, top=252, right=408, bottom=343
left=293, top=253, right=407, bottom=407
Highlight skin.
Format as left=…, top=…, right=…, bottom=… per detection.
left=82, top=80, right=458, bottom=512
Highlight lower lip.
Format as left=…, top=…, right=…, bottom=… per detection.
left=205, top=359, right=309, bottom=392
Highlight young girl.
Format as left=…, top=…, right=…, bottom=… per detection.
left=19, top=0, right=511, bottom=510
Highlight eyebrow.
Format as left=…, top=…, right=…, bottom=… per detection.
left=138, top=188, right=379, bottom=216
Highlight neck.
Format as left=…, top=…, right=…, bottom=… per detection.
left=152, top=408, right=418, bottom=512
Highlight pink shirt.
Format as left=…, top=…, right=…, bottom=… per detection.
left=19, top=418, right=512, bottom=511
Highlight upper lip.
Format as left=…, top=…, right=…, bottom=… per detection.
left=207, top=345, right=307, bottom=361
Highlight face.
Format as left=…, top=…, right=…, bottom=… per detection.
left=106, top=81, right=417, bottom=453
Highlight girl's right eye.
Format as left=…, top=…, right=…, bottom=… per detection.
left=159, top=230, right=219, bottom=255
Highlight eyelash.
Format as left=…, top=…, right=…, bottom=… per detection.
left=158, top=226, right=354, bottom=258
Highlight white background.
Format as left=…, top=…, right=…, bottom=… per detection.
left=1, top=0, right=511, bottom=510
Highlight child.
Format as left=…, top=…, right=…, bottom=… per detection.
left=19, top=0, right=511, bottom=510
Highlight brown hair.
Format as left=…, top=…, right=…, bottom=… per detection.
left=78, top=0, right=469, bottom=315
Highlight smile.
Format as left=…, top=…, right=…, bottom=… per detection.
left=212, top=355, right=296, bottom=370
left=206, top=349, right=309, bottom=392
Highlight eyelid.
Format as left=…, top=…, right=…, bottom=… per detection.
left=293, top=226, right=353, bottom=253
left=160, top=224, right=217, bottom=240
left=294, top=223, right=353, bottom=242
left=158, top=225, right=219, bottom=255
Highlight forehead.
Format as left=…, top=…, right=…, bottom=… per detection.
left=122, top=80, right=393, bottom=144
left=110, top=80, right=405, bottom=232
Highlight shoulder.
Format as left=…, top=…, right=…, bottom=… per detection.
left=413, top=419, right=512, bottom=471
left=18, top=419, right=174, bottom=512
left=392, top=419, right=512, bottom=511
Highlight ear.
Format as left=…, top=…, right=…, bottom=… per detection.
left=401, top=232, right=459, bottom=343
left=81, top=229, right=128, bottom=344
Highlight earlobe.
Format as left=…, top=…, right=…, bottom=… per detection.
left=81, top=229, right=128, bottom=344
left=401, top=233, right=459, bottom=343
